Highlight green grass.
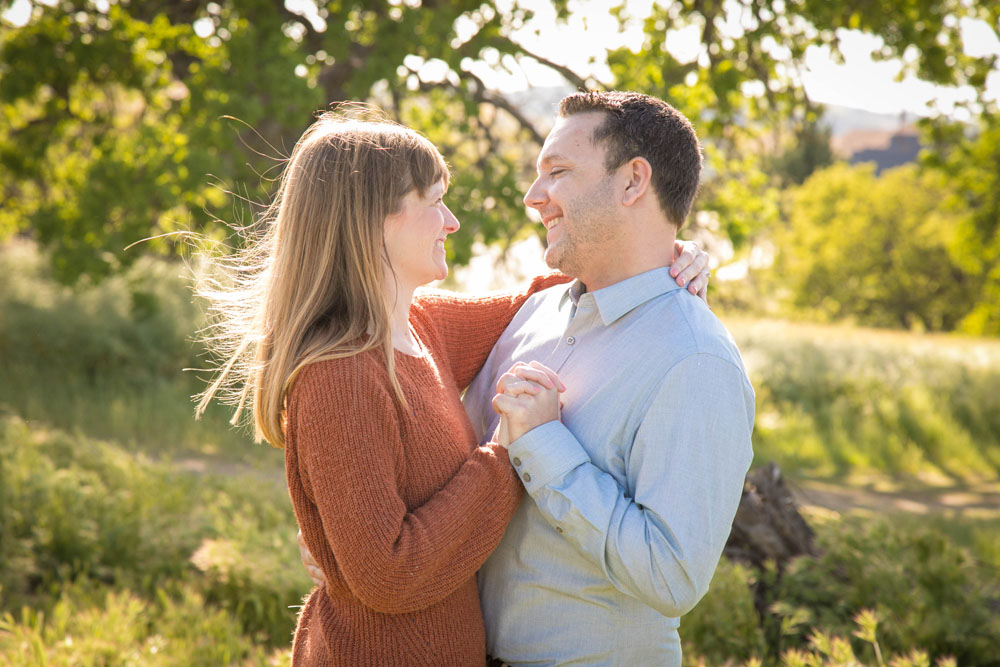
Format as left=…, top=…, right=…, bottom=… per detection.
left=0, top=239, right=273, bottom=465
left=728, top=317, right=1000, bottom=483
left=0, top=415, right=307, bottom=665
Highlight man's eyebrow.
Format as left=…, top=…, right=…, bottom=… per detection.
left=538, top=153, right=571, bottom=168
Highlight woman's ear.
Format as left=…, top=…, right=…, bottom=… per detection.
left=621, top=157, right=652, bottom=207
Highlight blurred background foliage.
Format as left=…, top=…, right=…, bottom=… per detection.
left=1, top=0, right=999, bottom=333
left=2, top=0, right=1000, bottom=664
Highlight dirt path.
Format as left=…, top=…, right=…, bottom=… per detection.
left=790, top=478, right=1000, bottom=518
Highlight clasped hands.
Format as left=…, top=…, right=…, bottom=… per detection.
left=491, top=360, right=566, bottom=448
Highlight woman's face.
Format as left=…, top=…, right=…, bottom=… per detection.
left=383, top=179, right=460, bottom=290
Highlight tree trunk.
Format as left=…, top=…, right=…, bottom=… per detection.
left=724, top=462, right=818, bottom=571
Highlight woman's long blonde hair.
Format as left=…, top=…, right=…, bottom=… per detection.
left=195, top=110, right=450, bottom=447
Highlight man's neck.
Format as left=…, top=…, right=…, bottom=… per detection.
left=579, top=232, right=677, bottom=292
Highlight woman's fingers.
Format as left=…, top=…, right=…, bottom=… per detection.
left=671, top=241, right=709, bottom=288
left=524, top=360, right=565, bottom=392
left=497, top=371, right=543, bottom=396
left=510, top=367, right=555, bottom=390
left=689, top=268, right=711, bottom=299
left=499, top=360, right=566, bottom=394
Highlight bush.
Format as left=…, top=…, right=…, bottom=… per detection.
left=0, top=583, right=291, bottom=666
left=774, top=163, right=976, bottom=332
left=681, top=560, right=766, bottom=665
left=0, top=415, right=310, bottom=655
left=681, top=514, right=1000, bottom=666
left=773, top=517, right=1000, bottom=665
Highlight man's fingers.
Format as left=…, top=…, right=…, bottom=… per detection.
left=492, top=392, right=520, bottom=415
left=306, top=564, right=324, bottom=587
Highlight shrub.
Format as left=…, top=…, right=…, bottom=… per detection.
left=681, top=560, right=766, bottom=665
left=0, top=582, right=291, bottom=666
left=680, top=515, right=1000, bottom=665
left=0, top=415, right=310, bottom=652
left=771, top=517, right=1000, bottom=665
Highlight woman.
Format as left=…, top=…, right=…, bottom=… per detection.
left=197, top=110, right=709, bottom=665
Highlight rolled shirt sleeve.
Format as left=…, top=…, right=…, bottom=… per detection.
left=507, top=352, right=754, bottom=618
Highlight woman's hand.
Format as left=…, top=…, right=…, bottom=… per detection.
left=298, top=530, right=326, bottom=589
left=491, top=361, right=565, bottom=443
left=672, top=239, right=711, bottom=301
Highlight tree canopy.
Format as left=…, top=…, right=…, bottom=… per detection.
left=1, top=0, right=998, bottom=323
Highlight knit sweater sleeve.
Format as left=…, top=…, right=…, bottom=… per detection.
left=286, top=356, right=523, bottom=615
left=413, top=272, right=572, bottom=389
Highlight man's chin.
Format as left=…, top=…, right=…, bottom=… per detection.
left=543, top=247, right=561, bottom=271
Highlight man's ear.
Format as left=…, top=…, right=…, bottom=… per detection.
left=621, top=157, right=652, bottom=207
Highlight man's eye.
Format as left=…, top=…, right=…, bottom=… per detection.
left=550, top=169, right=565, bottom=176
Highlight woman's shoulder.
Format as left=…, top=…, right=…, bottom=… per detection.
left=290, top=349, right=390, bottom=404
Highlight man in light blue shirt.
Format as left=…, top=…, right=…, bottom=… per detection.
left=466, top=91, right=755, bottom=665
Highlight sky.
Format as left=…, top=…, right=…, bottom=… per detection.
left=5, top=0, right=999, bottom=119
left=475, top=0, right=1000, bottom=121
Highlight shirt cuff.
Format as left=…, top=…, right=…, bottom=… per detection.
left=507, top=420, right=590, bottom=494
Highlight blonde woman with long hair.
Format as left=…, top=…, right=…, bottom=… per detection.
left=197, top=110, right=708, bottom=665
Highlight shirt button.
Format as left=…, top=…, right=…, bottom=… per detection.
left=523, top=472, right=532, bottom=483
left=566, top=336, right=575, bottom=345
left=555, top=526, right=564, bottom=533
left=512, top=457, right=522, bottom=467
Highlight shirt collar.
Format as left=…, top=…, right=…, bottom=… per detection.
left=560, top=267, right=685, bottom=326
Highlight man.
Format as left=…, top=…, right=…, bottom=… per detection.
left=465, top=91, right=754, bottom=665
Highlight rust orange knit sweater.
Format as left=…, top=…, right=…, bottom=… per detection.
left=284, top=274, right=569, bottom=666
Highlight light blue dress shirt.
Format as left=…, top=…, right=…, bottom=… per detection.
left=464, top=267, right=755, bottom=666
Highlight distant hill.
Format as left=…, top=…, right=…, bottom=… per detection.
left=821, top=104, right=922, bottom=137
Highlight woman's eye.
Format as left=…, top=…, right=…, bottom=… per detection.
left=550, top=169, right=565, bottom=177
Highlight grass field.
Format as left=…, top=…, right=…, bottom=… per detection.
left=2, top=242, right=998, bottom=665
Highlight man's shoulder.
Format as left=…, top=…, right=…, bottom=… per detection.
left=644, top=291, right=745, bottom=371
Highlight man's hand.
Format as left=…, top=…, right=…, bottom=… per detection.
left=298, top=530, right=326, bottom=589
left=672, top=239, right=711, bottom=301
left=492, top=361, right=565, bottom=443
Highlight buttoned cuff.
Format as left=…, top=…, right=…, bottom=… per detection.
left=507, top=421, right=590, bottom=495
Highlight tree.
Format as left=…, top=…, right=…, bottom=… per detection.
left=1, top=0, right=998, bottom=284
left=775, top=162, right=976, bottom=331
left=605, top=0, right=999, bottom=249
left=924, top=116, right=1000, bottom=335
left=0, top=0, right=577, bottom=281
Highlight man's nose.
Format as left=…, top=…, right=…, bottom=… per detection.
left=523, top=178, right=546, bottom=209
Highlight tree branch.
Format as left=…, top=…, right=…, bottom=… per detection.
left=507, top=42, right=596, bottom=91
left=461, top=69, right=545, bottom=145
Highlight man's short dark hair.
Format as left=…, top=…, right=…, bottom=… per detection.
left=558, top=91, right=702, bottom=227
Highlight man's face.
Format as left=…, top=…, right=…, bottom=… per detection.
left=523, top=112, right=619, bottom=279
